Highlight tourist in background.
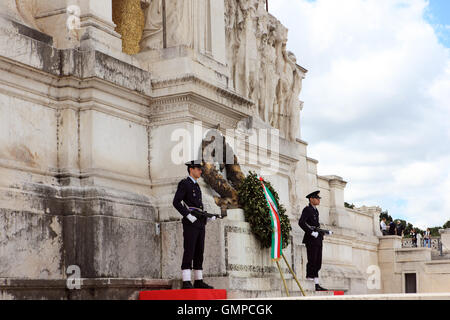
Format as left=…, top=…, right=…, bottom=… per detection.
left=417, top=231, right=422, bottom=247
left=380, top=218, right=388, bottom=236
left=396, top=220, right=405, bottom=237
left=424, top=228, right=431, bottom=248
left=388, top=220, right=396, bottom=235
left=410, top=229, right=417, bottom=247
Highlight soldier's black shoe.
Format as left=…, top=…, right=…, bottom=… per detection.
left=182, top=281, right=194, bottom=289
left=194, top=280, right=214, bottom=289
left=315, top=284, right=329, bottom=291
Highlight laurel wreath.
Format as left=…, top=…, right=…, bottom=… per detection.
left=237, top=172, right=291, bottom=249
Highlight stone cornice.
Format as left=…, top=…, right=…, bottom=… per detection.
left=149, top=92, right=250, bottom=129
left=151, top=74, right=254, bottom=109
left=306, top=156, right=319, bottom=164
left=320, top=175, right=348, bottom=188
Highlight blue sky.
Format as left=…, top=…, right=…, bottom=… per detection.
left=271, top=0, right=450, bottom=229
left=425, top=0, right=450, bottom=47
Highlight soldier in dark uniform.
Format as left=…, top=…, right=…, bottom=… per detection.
left=173, top=160, right=214, bottom=289
left=298, top=190, right=331, bottom=291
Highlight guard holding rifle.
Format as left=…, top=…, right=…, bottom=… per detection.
left=173, top=160, right=216, bottom=289
left=298, top=190, right=333, bottom=291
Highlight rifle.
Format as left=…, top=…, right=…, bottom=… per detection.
left=312, top=226, right=332, bottom=236
left=305, top=222, right=332, bottom=236
left=187, top=206, right=225, bottom=219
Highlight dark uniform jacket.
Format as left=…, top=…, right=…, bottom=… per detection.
left=298, top=204, right=323, bottom=246
left=173, top=177, right=207, bottom=229
left=388, top=221, right=396, bottom=235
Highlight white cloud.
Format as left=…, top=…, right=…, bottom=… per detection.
left=271, top=0, right=450, bottom=227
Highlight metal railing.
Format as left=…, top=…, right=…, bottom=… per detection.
left=401, top=237, right=441, bottom=252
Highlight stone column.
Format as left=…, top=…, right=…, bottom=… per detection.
left=326, top=175, right=350, bottom=229
left=76, top=0, right=122, bottom=54
left=140, top=0, right=226, bottom=62
left=30, top=1, right=122, bottom=53
left=209, top=0, right=226, bottom=65
left=369, top=206, right=383, bottom=237
left=378, top=236, right=402, bottom=293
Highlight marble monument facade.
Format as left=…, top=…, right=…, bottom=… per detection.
left=2, top=0, right=447, bottom=299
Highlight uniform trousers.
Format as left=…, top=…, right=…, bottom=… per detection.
left=306, top=243, right=322, bottom=278
left=181, top=223, right=205, bottom=270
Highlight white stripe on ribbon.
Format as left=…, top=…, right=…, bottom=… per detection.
left=261, top=181, right=281, bottom=259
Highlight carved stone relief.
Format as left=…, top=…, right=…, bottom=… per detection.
left=140, top=0, right=163, bottom=51
left=0, top=0, right=40, bottom=30
left=225, top=0, right=305, bottom=141
left=140, top=0, right=212, bottom=53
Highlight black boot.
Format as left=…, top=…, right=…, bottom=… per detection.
left=315, top=284, right=329, bottom=291
left=194, top=280, right=214, bottom=289
left=182, top=281, right=194, bottom=289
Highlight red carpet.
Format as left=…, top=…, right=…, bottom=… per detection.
left=139, top=289, right=227, bottom=300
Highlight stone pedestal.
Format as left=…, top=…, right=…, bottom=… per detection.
left=325, top=176, right=350, bottom=229
left=0, top=19, right=158, bottom=292
left=439, top=229, right=450, bottom=254
left=32, top=0, right=123, bottom=58
left=378, top=236, right=402, bottom=293
left=77, top=0, right=122, bottom=54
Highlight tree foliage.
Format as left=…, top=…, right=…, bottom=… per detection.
left=344, top=202, right=355, bottom=209
left=443, top=220, right=450, bottom=229
left=379, top=210, right=393, bottom=223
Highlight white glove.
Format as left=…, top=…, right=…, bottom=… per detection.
left=186, top=214, right=197, bottom=223
left=311, top=231, right=319, bottom=238
left=328, top=230, right=333, bottom=235
left=207, top=216, right=216, bottom=222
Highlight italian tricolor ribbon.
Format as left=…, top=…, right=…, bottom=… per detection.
left=259, top=177, right=282, bottom=261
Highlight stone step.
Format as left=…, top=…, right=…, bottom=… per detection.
left=0, top=278, right=172, bottom=300
left=194, top=276, right=345, bottom=299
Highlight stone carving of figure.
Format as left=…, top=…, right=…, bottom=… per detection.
left=225, top=0, right=238, bottom=88
left=259, top=19, right=277, bottom=123
left=0, top=0, right=40, bottom=30
left=224, top=0, right=304, bottom=139
left=271, top=24, right=288, bottom=129
left=233, top=0, right=250, bottom=97
left=166, top=0, right=193, bottom=48
left=140, top=0, right=163, bottom=51
left=246, top=1, right=261, bottom=104
left=277, top=48, right=295, bottom=138
left=256, top=15, right=268, bottom=121
left=140, top=0, right=213, bottom=53
left=286, top=52, right=303, bottom=141
left=232, top=0, right=264, bottom=102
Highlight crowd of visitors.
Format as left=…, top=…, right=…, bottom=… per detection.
left=379, top=219, right=432, bottom=248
